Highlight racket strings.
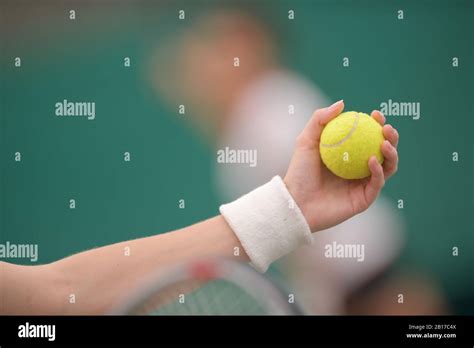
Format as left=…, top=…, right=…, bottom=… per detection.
left=132, top=279, right=266, bottom=315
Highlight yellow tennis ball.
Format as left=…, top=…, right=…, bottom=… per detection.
left=320, top=111, right=384, bottom=179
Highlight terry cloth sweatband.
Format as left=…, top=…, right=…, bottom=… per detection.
left=219, top=175, right=313, bottom=273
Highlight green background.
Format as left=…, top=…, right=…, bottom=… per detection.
left=1, top=0, right=473, bottom=313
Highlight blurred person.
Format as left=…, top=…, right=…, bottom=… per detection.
left=151, top=9, right=416, bottom=314
left=152, top=9, right=327, bottom=195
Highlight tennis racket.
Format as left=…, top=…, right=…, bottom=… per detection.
left=111, top=258, right=302, bottom=315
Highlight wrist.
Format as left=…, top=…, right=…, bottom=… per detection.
left=219, top=176, right=313, bottom=272
left=283, top=176, right=317, bottom=232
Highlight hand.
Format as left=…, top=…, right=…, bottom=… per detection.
left=284, top=100, right=399, bottom=232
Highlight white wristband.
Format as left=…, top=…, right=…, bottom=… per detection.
left=219, top=176, right=313, bottom=273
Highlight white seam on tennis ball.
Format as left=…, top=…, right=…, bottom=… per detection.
left=320, top=112, right=360, bottom=148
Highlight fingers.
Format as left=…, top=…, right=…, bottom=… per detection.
left=371, top=109, right=399, bottom=147
left=371, top=110, right=386, bottom=126
left=318, top=100, right=345, bottom=126
left=372, top=110, right=400, bottom=147
left=297, top=100, right=344, bottom=149
left=383, top=124, right=399, bottom=147
left=381, top=140, right=398, bottom=178
left=371, top=109, right=399, bottom=178
left=365, top=156, right=385, bottom=205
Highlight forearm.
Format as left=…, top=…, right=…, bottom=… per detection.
left=0, top=262, right=67, bottom=315
left=1, top=216, right=247, bottom=315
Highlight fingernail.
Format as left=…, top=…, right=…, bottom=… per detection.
left=329, top=99, right=343, bottom=109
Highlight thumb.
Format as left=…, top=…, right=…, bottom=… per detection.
left=297, top=100, right=344, bottom=149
